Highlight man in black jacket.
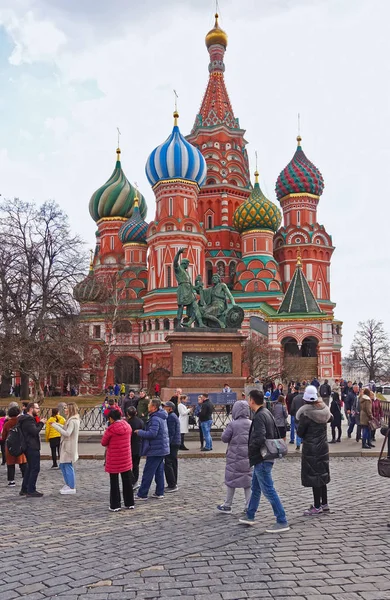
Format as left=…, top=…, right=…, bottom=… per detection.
left=198, top=394, right=214, bottom=451
left=319, top=379, right=331, bottom=406
left=19, top=402, right=46, bottom=498
left=239, top=390, right=289, bottom=532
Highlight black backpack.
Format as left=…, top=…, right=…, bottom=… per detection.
left=6, top=423, right=26, bottom=457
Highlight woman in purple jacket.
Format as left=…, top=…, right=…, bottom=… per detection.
left=217, top=401, right=252, bottom=514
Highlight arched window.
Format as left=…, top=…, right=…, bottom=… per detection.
left=217, top=261, right=225, bottom=277
left=317, top=281, right=322, bottom=298
left=173, top=318, right=179, bottom=329
left=297, top=210, right=300, bottom=226
left=110, top=236, right=115, bottom=250
left=163, top=318, right=170, bottom=331
left=155, top=319, right=160, bottom=331
left=184, top=197, right=188, bottom=216
left=207, top=214, right=213, bottom=229
left=142, top=321, right=147, bottom=332
left=114, top=356, right=140, bottom=385
left=253, top=238, right=257, bottom=252
left=148, top=319, right=152, bottom=331
left=206, top=261, right=213, bottom=286
left=169, top=197, right=173, bottom=216
left=115, top=320, right=132, bottom=334
left=166, top=265, right=172, bottom=287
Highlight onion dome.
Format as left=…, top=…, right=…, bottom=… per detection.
left=89, top=148, right=147, bottom=222
left=205, top=13, right=228, bottom=49
left=73, top=262, right=109, bottom=304
left=145, top=112, right=207, bottom=188
left=275, top=136, right=325, bottom=201
left=118, top=196, right=148, bottom=245
left=233, top=171, right=282, bottom=234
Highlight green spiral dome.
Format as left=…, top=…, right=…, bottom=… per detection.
left=233, top=173, right=282, bottom=234
left=89, top=149, right=147, bottom=222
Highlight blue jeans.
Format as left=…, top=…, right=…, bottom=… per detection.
left=200, top=420, right=213, bottom=450
left=362, top=425, right=371, bottom=446
left=60, top=462, right=76, bottom=488
left=247, top=462, right=288, bottom=524
left=290, top=416, right=302, bottom=446
left=138, top=456, right=165, bottom=497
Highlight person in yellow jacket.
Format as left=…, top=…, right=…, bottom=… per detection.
left=120, top=383, right=126, bottom=395
left=46, top=408, right=66, bottom=469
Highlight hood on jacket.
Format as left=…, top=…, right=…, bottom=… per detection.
left=361, top=394, right=371, bottom=401
left=232, top=400, right=250, bottom=420
left=150, top=408, right=168, bottom=421
left=296, top=401, right=331, bottom=424
left=109, top=419, right=131, bottom=435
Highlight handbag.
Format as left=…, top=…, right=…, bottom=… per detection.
left=260, top=413, right=288, bottom=460
left=369, top=416, right=381, bottom=430
left=378, top=428, right=390, bottom=478
left=188, top=415, right=196, bottom=426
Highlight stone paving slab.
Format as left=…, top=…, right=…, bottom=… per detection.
left=1, top=457, right=390, bottom=599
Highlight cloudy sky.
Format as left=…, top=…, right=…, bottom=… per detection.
left=0, top=0, right=389, bottom=352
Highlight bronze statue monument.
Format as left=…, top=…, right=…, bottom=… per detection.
left=173, top=248, right=244, bottom=329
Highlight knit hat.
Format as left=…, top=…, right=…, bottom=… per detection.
left=303, top=385, right=318, bottom=402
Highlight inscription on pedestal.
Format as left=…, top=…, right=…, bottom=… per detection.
left=182, top=352, right=232, bottom=374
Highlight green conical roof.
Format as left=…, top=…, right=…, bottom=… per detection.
left=278, top=260, right=322, bottom=314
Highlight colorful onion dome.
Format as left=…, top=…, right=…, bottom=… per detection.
left=145, top=112, right=207, bottom=188
left=205, top=13, right=228, bottom=49
left=73, top=264, right=109, bottom=304
left=233, top=171, right=282, bottom=234
left=89, top=148, right=147, bottom=222
left=275, top=136, right=324, bottom=201
left=118, top=197, right=148, bottom=245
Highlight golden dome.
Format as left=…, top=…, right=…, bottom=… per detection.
left=205, top=13, right=228, bottom=49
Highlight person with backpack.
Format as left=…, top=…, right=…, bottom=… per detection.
left=18, top=402, right=46, bottom=498
left=319, top=379, right=332, bottom=407
left=45, top=408, right=66, bottom=469
left=2, top=405, right=27, bottom=487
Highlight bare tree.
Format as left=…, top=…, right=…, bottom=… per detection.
left=350, top=319, right=390, bottom=381
left=100, top=274, right=122, bottom=392
left=242, top=335, right=285, bottom=382
left=0, top=199, right=88, bottom=398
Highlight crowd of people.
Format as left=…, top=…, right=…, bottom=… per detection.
left=0, top=377, right=387, bottom=528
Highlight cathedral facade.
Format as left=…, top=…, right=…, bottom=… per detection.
left=74, top=15, right=342, bottom=393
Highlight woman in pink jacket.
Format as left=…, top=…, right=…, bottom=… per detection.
left=101, top=409, right=134, bottom=512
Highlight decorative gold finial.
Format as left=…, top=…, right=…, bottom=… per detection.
left=254, top=151, right=259, bottom=183
left=297, top=135, right=302, bottom=147
left=89, top=248, right=94, bottom=271
left=134, top=182, right=139, bottom=208
left=173, top=89, right=179, bottom=126
left=296, top=246, right=302, bottom=267
left=116, top=127, right=121, bottom=160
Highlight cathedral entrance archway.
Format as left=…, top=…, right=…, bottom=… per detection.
left=114, top=356, right=140, bottom=385
left=301, top=336, right=318, bottom=357
left=281, top=336, right=300, bottom=357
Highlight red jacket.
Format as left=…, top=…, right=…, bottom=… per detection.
left=101, top=419, right=132, bottom=474
left=104, top=404, right=122, bottom=418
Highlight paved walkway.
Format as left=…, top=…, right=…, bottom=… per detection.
left=1, top=457, right=390, bottom=599
left=40, top=421, right=387, bottom=459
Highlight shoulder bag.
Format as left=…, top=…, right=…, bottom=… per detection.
left=378, top=428, right=390, bottom=478
left=260, top=412, right=288, bottom=460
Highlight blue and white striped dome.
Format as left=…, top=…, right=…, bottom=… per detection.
left=145, top=113, right=207, bottom=188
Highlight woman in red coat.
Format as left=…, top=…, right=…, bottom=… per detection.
left=101, top=409, right=134, bottom=512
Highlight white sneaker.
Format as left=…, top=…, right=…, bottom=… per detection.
left=60, top=485, right=70, bottom=493
left=60, top=487, right=76, bottom=494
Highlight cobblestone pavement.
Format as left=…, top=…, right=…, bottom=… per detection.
left=1, top=457, right=390, bottom=600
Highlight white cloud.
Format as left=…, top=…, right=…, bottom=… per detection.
left=0, top=8, right=67, bottom=65
left=44, top=116, right=69, bottom=137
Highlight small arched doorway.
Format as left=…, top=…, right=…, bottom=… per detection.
left=301, top=336, right=318, bottom=357
left=114, top=356, right=140, bottom=385
left=281, top=336, right=300, bottom=357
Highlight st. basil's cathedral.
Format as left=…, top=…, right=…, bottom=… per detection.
left=74, top=14, right=342, bottom=393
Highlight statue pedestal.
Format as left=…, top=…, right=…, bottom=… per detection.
left=162, top=329, right=247, bottom=399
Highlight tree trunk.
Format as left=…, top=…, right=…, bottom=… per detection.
left=20, top=372, right=30, bottom=400
left=0, top=370, right=12, bottom=398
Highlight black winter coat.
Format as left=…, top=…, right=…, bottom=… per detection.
left=330, top=395, right=342, bottom=426
left=296, top=403, right=332, bottom=488
left=18, top=414, right=44, bottom=451
left=248, top=406, right=278, bottom=466
left=198, top=399, right=214, bottom=422
left=127, top=415, right=144, bottom=456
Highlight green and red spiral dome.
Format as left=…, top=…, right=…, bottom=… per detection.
left=275, top=136, right=324, bottom=201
